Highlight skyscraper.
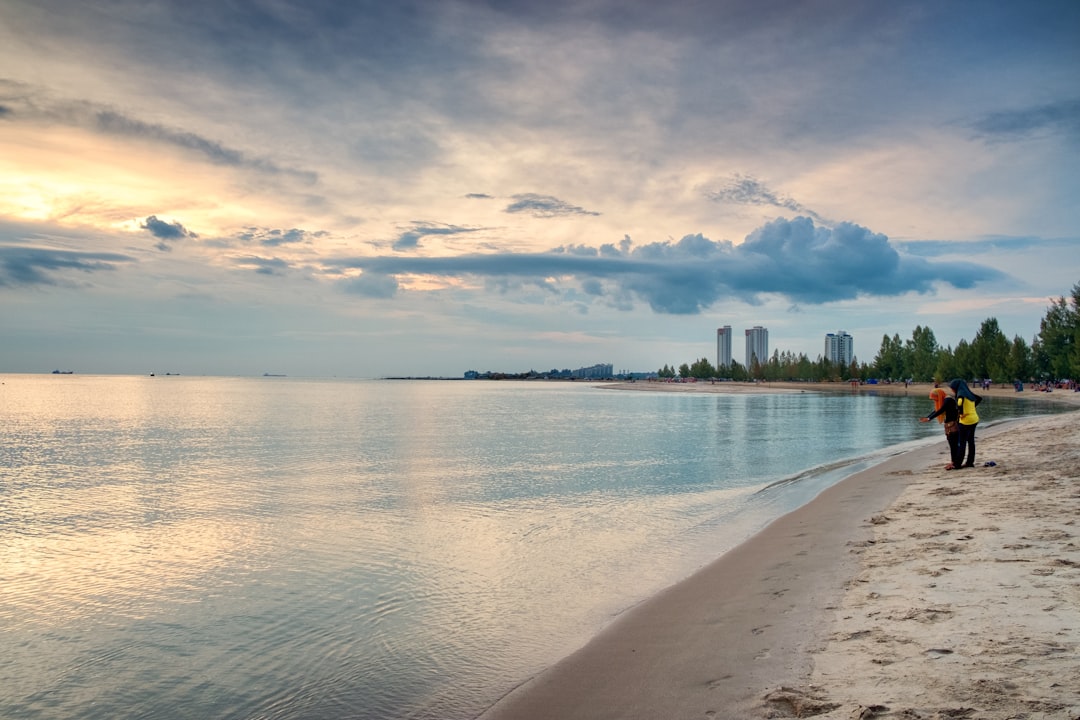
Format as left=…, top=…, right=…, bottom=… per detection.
left=745, top=326, right=768, bottom=369
left=716, top=326, right=732, bottom=369
left=825, top=331, right=854, bottom=366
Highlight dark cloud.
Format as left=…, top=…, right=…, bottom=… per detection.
left=142, top=215, right=196, bottom=251
left=465, top=193, right=493, bottom=199
left=896, top=235, right=1062, bottom=257
left=969, top=98, right=1080, bottom=142
left=555, top=244, right=599, bottom=257
left=342, top=272, right=399, bottom=298
left=142, top=215, right=195, bottom=240
left=504, top=194, right=600, bottom=218
left=327, top=217, right=1003, bottom=313
left=703, top=174, right=821, bottom=220
left=233, top=256, right=291, bottom=276
left=392, top=223, right=480, bottom=251
left=236, top=227, right=325, bottom=247
left=0, top=246, right=133, bottom=286
left=729, top=218, right=940, bottom=302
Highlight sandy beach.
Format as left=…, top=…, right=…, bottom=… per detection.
left=480, top=384, right=1080, bottom=719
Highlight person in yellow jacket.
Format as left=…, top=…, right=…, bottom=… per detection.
left=949, top=379, right=981, bottom=468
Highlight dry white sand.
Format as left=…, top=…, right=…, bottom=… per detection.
left=481, top=385, right=1080, bottom=720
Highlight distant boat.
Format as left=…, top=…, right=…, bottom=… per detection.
left=51, top=370, right=74, bottom=374
left=263, top=373, right=286, bottom=377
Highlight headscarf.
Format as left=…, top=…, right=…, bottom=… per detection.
left=928, top=388, right=947, bottom=423
left=949, top=378, right=979, bottom=402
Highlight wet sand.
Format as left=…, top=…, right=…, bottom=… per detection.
left=479, top=385, right=1080, bottom=719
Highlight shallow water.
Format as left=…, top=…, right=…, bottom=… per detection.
left=0, top=376, right=1058, bottom=719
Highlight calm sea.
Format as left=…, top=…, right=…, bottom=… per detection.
left=0, top=375, right=1057, bottom=719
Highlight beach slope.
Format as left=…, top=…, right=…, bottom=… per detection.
left=480, top=410, right=1080, bottom=720
left=795, top=410, right=1079, bottom=719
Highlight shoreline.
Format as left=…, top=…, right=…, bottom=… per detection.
left=479, top=389, right=1080, bottom=719
left=599, top=378, right=1077, bottom=403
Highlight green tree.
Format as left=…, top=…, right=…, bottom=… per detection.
left=1071, top=329, right=1080, bottom=380
left=818, top=355, right=835, bottom=381
left=873, top=333, right=904, bottom=379
left=906, top=325, right=939, bottom=381
left=689, top=357, right=717, bottom=379
left=970, top=317, right=1010, bottom=381
left=764, top=349, right=781, bottom=381
left=749, top=356, right=764, bottom=381
left=780, top=351, right=798, bottom=380
left=951, top=339, right=974, bottom=380
left=1005, top=335, right=1033, bottom=382
left=1036, top=283, right=1080, bottom=379
left=935, top=344, right=958, bottom=383
left=678, top=362, right=691, bottom=379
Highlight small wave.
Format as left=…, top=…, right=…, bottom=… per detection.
left=755, top=433, right=940, bottom=496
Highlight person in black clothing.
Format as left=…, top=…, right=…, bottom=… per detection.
left=949, top=378, right=982, bottom=468
left=920, top=387, right=962, bottom=470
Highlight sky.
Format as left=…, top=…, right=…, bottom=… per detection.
left=1, top=0, right=1078, bottom=378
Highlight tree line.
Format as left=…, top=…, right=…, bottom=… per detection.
left=658, top=282, right=1080, bottom=384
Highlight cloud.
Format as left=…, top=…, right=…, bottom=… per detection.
left=969, top=98, right=1080, bottom=142
left=233, top=256, right=292, bottom=276
left=236, top=227, right=325, bottom=247
left=327, top=217, right=1003, bottom=314
left=465, top=193, right=494, bottom=199
left=341, top=272, right=399, bottom=298
left=728, top=218, right=990, bottom=301
left=896, top=235, right=1065, bottom=257
left=141, top=215, right=197, bottom=251
left=504, top=194, right=601, bottom=218
left=0, top=81, right=318, bottom=183
left=392, top=222, right=481, bottom=251
left=0, top=246, right=134, bottom=286
left=702, top=174, right=821, bottom=220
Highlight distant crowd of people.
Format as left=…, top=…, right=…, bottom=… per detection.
left=1010, top=379, right=1078, bottom=392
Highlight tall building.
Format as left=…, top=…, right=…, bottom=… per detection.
left=825, top=331, right=854, bottom=366
left=716, top=326, right=732, bottom=369
left=745, top=326, right=768, bottom=368
left=571, top=363, right=614, bottom=379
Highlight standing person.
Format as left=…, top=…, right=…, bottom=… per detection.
left=920, top=388, right=962, bottom=470
left=949, top=379, right=981, bottom=468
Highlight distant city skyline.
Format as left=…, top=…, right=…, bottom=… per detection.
left=711, top=326, right=860, bottom=372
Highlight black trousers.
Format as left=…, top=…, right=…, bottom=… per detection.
left=957, top=422, right=977, bottom=467
left=946, top=431, right=963, bottom=468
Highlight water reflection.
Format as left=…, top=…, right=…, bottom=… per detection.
left=0, top=375, right=1062, bottom=720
